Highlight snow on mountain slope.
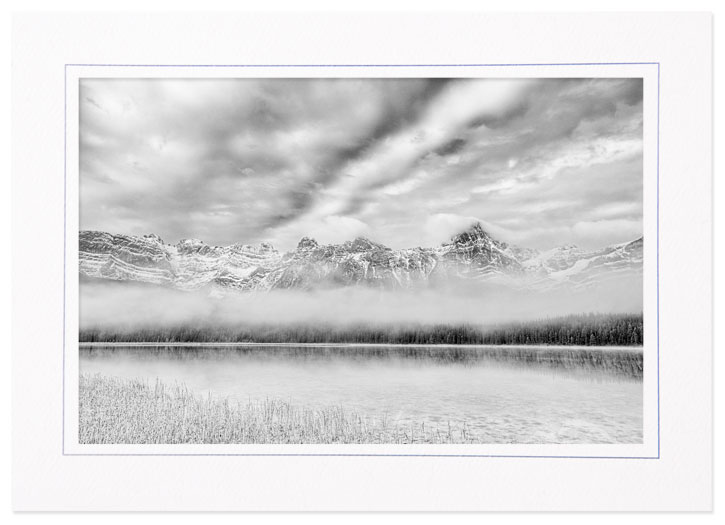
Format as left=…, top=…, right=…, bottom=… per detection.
left=79, top=231, right=283, bottom=292
left=537, top=237, right=643, bottom=290
left=79, top=225, right=643, bottom=295
left=520, top=244, right=585, bottom=273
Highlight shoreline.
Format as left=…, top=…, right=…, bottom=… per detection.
left=78, top=342, right=643, bottom=351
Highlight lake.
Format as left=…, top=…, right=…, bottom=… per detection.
left=79, top=344, right=642, bottom=444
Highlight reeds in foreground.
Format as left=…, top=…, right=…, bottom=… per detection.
left=79, top=373, right=473, bottom=444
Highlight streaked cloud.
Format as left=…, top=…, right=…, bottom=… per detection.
left=80, top=77, right=642, bottom=251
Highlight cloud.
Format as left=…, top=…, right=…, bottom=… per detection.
left=268, top=215, right=370, bottom=249
left=571, top=219, right=643, bottom=246
left=423, top=213, right=479, bottom=246
left=80, top=78, right=643, bottom=252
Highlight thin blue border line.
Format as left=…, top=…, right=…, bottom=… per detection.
left=63, top=62, right=660, bottom=459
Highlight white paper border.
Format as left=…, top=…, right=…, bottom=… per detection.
left=13, top=12, right=712, bottom=510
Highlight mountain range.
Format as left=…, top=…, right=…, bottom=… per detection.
left=79, top=223, right=643, bottom=296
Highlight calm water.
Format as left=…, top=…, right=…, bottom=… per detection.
left=79, top=345, right=643, bottom=444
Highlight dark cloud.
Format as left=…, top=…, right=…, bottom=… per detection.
left=434, top=137, right=467, bottom=156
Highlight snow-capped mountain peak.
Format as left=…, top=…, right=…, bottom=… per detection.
left=79, top=228, right=643, bottom=295
left=448, top=222, right=492, bottom=245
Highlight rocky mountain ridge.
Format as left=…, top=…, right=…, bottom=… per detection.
left=79, top=223, right=643, bottom=295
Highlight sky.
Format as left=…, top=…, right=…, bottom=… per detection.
left=80, top=77, right=643, bottom=251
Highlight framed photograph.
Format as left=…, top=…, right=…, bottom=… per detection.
left=12, top=12, right=713, bottom=511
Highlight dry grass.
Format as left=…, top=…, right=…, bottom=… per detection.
left=79, top=373, right=473, bottom=444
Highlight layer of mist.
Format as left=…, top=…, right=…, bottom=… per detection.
left=79, top=278, right=643, bottom=330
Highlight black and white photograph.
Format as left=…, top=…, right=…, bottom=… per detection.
left=77, top=77, right=644, bottom=445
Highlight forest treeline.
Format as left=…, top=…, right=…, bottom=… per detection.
left=80, top=312, right=644, bottom=346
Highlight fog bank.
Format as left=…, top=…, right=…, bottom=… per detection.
left=79, top=279, right=643, bottom=330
